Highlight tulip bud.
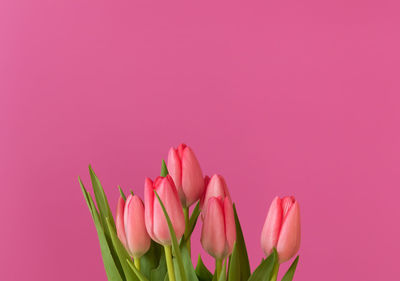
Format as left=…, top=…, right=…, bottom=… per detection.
left=201, top=196, right=236, bottom=259
left=144, top=175, right=185, bottom=245
left=260, top=196, right=301, bottom=263
left=200, top=174, right=231, bottom=212
left=167, top=144, right=205, bottom=207
left=115, top=195, right=151, bottom=258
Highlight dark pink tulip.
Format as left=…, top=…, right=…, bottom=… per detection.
left=115, top=195, right=151, bottom=258
left=201, top=196, right=236, bottom=259
left=260, top=196, right=301, bottom=263
left=144, top=175, right=185, bottom=245
left=167, top=144, right=205, bottom=207
left=200, top=174, right=231, bottom=211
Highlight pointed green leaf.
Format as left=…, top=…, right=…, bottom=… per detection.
left=127, top=259, right=150, bottom=281
left=281, top=256, right=299, bottom=281
left=174, top=244, right=199, bottom=281
left=88, top=167, right=125, bottom=278
left=106, top=218, right=138, bottom=281
left=89, top=165, right=115, bottom=227
left=118, top=186, right=127, bottom=201
left=79, top=178, right=124, bottom=281
left=154, top=191, right=187, bottom=281
left=188, top=202, right=200, bottom=237
left=161, top=160, right=169, bottom=177
left=247, top=250, right=277, bottom=281
left=195, top=255, right=213, bottom=281
left=227, top=243, right=240, bottom=281
left=232, top=204, right=251, bottom=281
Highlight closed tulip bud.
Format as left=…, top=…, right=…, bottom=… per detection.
left=144, top=175, right=185, bottom=245
left=261, top=196, right=301, bottom=263
left=167, top=144, right=205, bottom=207
left=201, top=196, right=236, bottom=259
left=200, top=174, right=231, bottom=212
left=115, top=195, right=151, bottom=258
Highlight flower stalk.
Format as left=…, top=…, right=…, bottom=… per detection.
left=164, top=245, right=176, bottom=281
left=134, top=257, right=140, bottom=271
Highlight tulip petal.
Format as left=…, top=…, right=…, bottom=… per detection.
left=144, top=178, right=155, bottom=241
left=153, top=177, right=185, bottom=244
left=201, top=197, right=226, bottom=259
left=168, top=147, right=183, bottom=194
left=124, top=195, right=151, bottom=258
left=260, top=197, right=282, bottom=256
left=181, top=146, right=204, bottom=207
left=223, top=197, right=236, bottom=256
left=201, top=174, right=231, bottom=211
left=276, top=201, right=301, bottom=263
left=281, top=196, right=295, bottom=219
left=116, top=196, right=127, bottom=248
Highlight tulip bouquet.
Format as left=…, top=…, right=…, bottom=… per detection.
left=80, top=144, right=301, bottom=281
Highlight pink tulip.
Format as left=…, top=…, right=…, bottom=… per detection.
left=144, top=175, right=185, bottom=245
left=260, top=196, right=301, bottom=263
left=115, top=195, right=151, bottom=258
left=201, top=196, right=236, bottom=259
left=167, top=144, right=205, bottom=207
left=200, top=174, right=231, bottom=212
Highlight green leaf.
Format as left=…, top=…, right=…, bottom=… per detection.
left=150, top=250, right=167, bottom=281
left=106, top=218, right=138, bottom=281
left=79, top=178, right=124, bottom=281
left=281, top=256, right=299, bottom=281
left=247, top=250, right=277, bottom=281
left=88, top=166, right=125, bottom=279
left=174, top=244, right=199, bottom=281
left=227, top=243, right=240, bottom=281
left=89, top=165, right=115, bottom=228
left=195, top=255, right=212, bottom=281
left=118, top=186, right=126, bottom=201
left=161, top=160, right=169, bottom=177
left=232, top=204, right=251, bottom=281
left=127, top=259, right=150, bottom=281
left=188, top=202, right=200, bottom=237
left=140, top=241, right=163, bottom=280
left=154, top=190, right=187, bottom=281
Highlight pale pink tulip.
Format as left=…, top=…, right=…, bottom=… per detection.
left=201, top=196, right=236, bottom=259
left=115, top=195, right=151, bottom=258
left=200, top=174, right=231, bottom=212
left=144, top=175, right=185, bottom=245
left=167, top=144, right=205, bottom=207
left=260, top=196, right=301, bottom=263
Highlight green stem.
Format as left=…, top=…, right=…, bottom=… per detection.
left=134, top=257, right=141, bottom=271
left=270, top=261, right=279, bottom=281
left=183, top=206, right=191, bottom=256
left=164, top=245, right=176, bottom=281
left=215, top=258, right=223, bottom=280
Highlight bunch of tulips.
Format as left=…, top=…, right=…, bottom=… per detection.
left=80, top=144, right=301, bottom=281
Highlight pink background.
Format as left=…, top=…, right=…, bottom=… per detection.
left=1, top=1, right=400, bottom=280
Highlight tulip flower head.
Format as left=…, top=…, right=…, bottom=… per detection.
left=201, top=196, right=236, bottom=259
left=200, top=174, right=231, bottom=214
left=261, top=196, right=301, bottom=263
left=167, top=144, right=205, bottom=207
left=144, top=175, right=185, bottom=245
left=115, top=194, right=151, bottom=258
